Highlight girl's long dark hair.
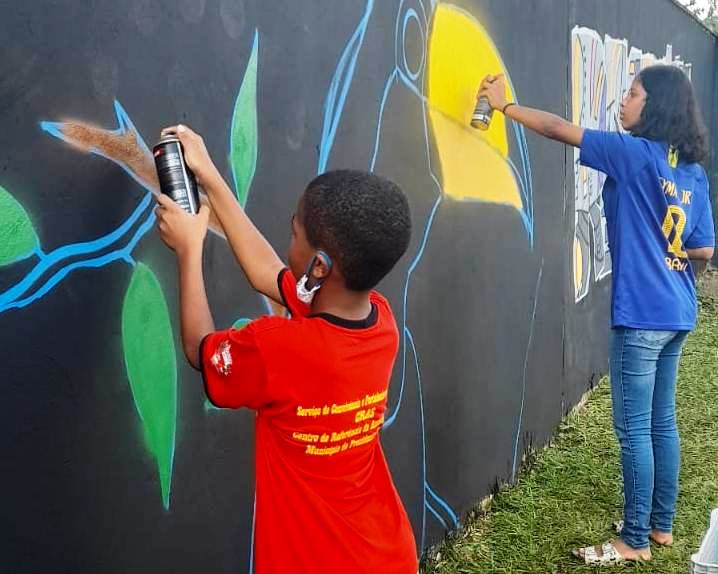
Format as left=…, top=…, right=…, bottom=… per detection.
left=632, top=65, right=708, bottom=164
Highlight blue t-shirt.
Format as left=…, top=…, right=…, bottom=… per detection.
left=580, top=129, right=715, bottom=330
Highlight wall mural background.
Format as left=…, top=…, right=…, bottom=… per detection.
left=1, top=0, right=715, bottom=572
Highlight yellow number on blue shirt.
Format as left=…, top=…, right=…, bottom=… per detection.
left=662, top=205, right=687, bottom=258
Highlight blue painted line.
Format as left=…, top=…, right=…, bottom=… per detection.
left=248, top=490, right=257, bottom=574
left=3, top=205, right=155, bottom=311
left=393, top=0, right=405, bottom=68
left=395, top=68, right=424, bottom=100
left=383, top=301, right=408, bottom=432
left=318, top=0, right=375, bottom=173
left=0, top=192, right=154, bottom=312
left=504, top=70, right=534, bottom=245
left=7, top=240, right=134, bottom=310
left=114, top=99, right=152, bottom=156
left=401, top=9, right=424, bottom=82
left=369, top=69, right=398, bottom=172
left=383, top=193, right=442, bottom=430
left=417, top=0, right=430, bottom=26
left=511, top=260, right=544, bottom=480
left=124, top=210, right=156, bottom=255
left=38, top=121, right=64, bottom=141
left=405, top=326, right=427, bottom=550
left=426, top=482, right=459, bottom=527
left=425, top=500, right=449, bottom=531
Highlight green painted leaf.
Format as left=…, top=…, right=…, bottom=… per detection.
left=229, top=29, right=259, bottom=209
left=0, top=184, right=39, bottom=265
left=122, top=263, right=177, bottom=510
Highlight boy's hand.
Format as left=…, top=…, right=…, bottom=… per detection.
left=160, top=124, right=219, bottom=187
left=478, top=74, right=509, bottom=111
left=156, top=194, right=211, bottom=257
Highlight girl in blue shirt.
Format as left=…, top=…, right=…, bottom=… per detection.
left=479, top=65, right=714, bottom=565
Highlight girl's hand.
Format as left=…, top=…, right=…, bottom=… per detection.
left=478, top=74, right=509, bottom=111
left=156, top=194, right=210, bottom=258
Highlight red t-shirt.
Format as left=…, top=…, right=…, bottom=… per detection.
left=200, top=269, right=418, bottom=574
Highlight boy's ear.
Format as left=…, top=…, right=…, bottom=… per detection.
left=310, top=251, right=333, bottom=280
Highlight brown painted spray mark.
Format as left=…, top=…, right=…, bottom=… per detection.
left=41, top=102, right=286, bottom=317
left=60, top=121, right=161, bottom=192
left=41, top=102, right=226, bottom=238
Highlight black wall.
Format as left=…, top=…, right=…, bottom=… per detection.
left=0, top=1, right=715, bottom=572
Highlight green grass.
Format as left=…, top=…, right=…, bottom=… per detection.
left=423, top=278, right=718, bottom=574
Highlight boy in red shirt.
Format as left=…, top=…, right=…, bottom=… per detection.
left=155, top=125, right=417, bottom=574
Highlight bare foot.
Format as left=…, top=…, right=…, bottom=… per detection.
left=612, top=539, right=652, bottom=561
left=615, top=520, right=674, bottom=546
left=573, top=540, right=652, bottom=563
left=651, top=530, right=674, bottom=546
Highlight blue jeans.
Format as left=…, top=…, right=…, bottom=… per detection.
left=610, top=328, right=688, bottom=549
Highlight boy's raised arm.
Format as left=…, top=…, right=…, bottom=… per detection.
left=161, top=125, right=285, bottom=305
left=200, top=167, right=285, bottom=303
left=155, top=196, right=215, bottom=369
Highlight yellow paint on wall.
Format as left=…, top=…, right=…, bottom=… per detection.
left=427, top=4, right=522, bottom=210
left=428, top=109, right=521, bottom=207
left=572, top=36, right=582, bottom=123
left=573, top=237, right=583, bottom=299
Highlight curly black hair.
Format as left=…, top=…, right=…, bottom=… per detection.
left=300, top=170, right=412, bottom=291
left=632, top=65, right=708, bottom=164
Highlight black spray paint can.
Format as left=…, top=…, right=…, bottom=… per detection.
left=153, top=135, right=200, bottom=214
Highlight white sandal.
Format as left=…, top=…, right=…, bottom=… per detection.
left=572, top=542, right=625, bottom=564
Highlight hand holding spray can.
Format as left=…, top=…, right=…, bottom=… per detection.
left=153, top=135, right=201, bottom=214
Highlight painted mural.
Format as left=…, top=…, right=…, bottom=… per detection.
left=0, top=1, right=714, bottom=572
left=1, top=0, right=535, bottom=534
